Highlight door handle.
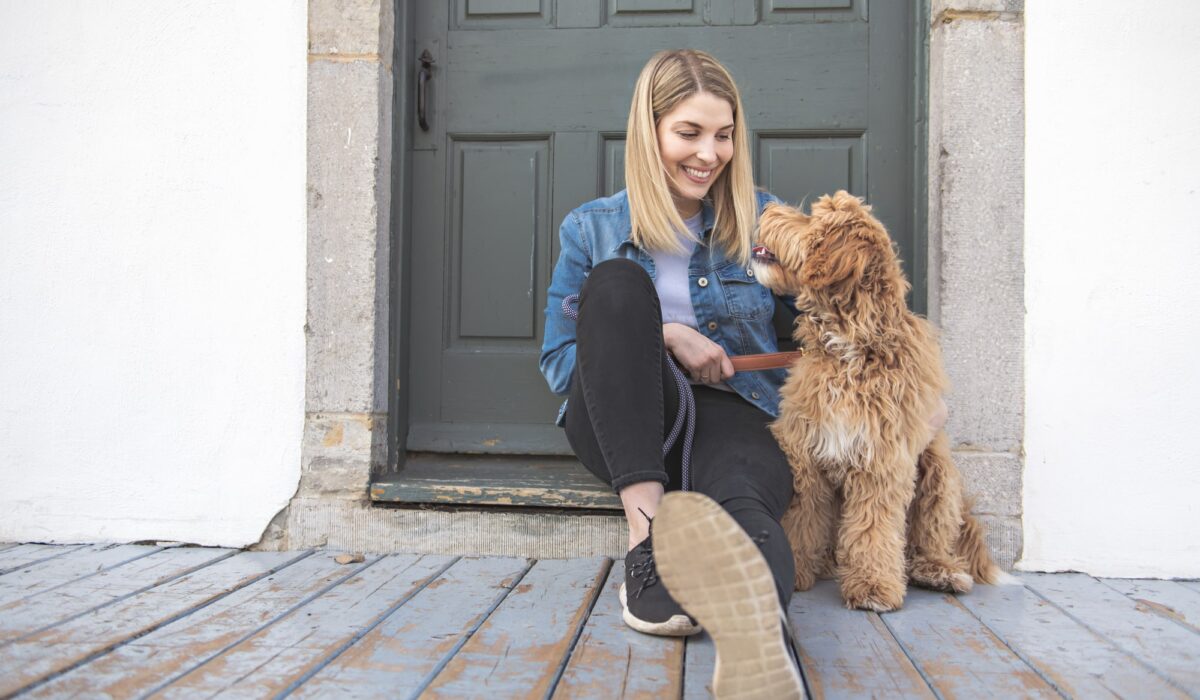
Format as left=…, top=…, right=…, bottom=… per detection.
left=417, top=49, right=434, bottom=131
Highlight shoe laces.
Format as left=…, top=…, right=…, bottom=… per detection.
left=628, top=508, right=660, bottom=599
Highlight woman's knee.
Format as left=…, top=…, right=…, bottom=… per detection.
left=579, top=259, right=656, bottom=317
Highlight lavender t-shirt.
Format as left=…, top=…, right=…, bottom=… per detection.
left=650, top=213, right=733, bottom=390
left=650, top=212, right=704, bottom=329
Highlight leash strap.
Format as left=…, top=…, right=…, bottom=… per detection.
left=729, top=351, right=806, bottom=372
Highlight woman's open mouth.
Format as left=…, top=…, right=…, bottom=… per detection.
left=681, top=165, right=713, bottom=184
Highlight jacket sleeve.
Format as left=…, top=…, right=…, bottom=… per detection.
left=539, top=211, right=591, bottom=395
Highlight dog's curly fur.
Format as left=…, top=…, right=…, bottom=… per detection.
left=752, top=191, right=998, bottom=612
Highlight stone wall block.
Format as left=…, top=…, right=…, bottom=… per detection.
left=298, top=413, right=388, bottom=499
left=977, top=514, right=1021, bottom=571
left=955, top=450, right=1022, bottom=517
left=929, top=15, right=1024, bottom=453
left=933, top=0, right=1022, bottom=16
left=284, top=498, right=629, bottom=558
left=276, top=498, right=1021, bottom=571
left=371, top=57, right=394, bottom=416
left=307, top=58, right=389, bottom=414
left=309, top=0, right=385, bottom=57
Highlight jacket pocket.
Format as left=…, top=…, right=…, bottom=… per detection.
left=715, top=263, right=773, bottom=320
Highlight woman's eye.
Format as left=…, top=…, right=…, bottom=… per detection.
left=717, top=133, right=732, bottom=141
left=678, top=132, right=697, bottom=139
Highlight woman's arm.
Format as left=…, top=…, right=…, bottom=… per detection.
left=539, top=213, right=591, bottom=395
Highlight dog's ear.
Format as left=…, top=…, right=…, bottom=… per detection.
left=799, top=230, right=871, bottom=291
left=758, top=202, right=811, bottom=262
left=810, top=190, right=870, bottom=217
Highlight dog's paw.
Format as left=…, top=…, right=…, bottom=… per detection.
left=840, top=576, right=905, bottom=612
left=794, top=568, right=817, bottom=591
left=909, top=558, right=974, bottom=594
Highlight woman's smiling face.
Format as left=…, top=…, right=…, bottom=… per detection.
left=655, top=91, right=735, bottom=218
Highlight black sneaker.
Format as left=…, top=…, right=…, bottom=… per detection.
left=620, top=529, right=702, bottom=637
left=653, top=492, right=806, bottom=699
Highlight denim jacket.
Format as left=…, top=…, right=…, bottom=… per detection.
left=539, top=188, right=792, bottom=423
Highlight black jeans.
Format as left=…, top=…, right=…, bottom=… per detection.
left=563, top=258, right=796, bottom=605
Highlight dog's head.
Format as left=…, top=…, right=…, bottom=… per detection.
left=752, top=191, right=908, bottom=309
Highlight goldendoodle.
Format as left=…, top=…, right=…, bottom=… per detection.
left=751, top=191, right=998, bottom=612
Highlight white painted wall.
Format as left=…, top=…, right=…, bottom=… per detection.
left=0, top=1, right=307, bottom=547
left=1023, top=3, right=1200, bottom=577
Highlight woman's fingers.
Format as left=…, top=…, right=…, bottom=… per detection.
left=720, top=355, right=735, bottom=380
left=698, top=345, right=730, bottom=383
left=663, top=323, right=732, bottom=383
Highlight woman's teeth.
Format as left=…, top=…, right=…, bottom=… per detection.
left=683, top=166, right=711, bottom=181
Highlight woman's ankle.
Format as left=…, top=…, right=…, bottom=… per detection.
left=618, top=480, right=665, bottom=550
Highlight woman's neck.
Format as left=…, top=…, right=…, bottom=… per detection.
left=672, top=194, right=702, bottom=219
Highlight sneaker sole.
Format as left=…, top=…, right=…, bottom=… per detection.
left=618, top=582, right=702, bottom=636
left=653, top=492, right=806, bottom=700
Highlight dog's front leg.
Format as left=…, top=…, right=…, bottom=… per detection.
left=778, top=454, right=836, bottom=591
left=835, top=465, right=915, bottom=612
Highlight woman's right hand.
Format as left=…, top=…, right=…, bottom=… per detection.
left=663, top=322, right=735, bottom=384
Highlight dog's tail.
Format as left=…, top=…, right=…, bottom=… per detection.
left=957, top=500, right=1004, bottom=585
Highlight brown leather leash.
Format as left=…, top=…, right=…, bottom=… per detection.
left=729, top=349, right=807, bottom=373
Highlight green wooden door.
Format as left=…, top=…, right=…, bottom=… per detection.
left=405, top=1, right=918, bottom=462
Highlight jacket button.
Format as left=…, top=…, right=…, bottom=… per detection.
left=751, top=392, right=760, bottom=400
left=697, top=276, right=709, bottom=287
left=747, top=268, right=755, bottom=277
left=707, top=321, right=718, bottom=331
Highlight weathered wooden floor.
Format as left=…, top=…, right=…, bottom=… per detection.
left=0, top=542, right=1197, bottom=699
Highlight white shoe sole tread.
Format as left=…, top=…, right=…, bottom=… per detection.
left=653, top=492, right=806, bottom=700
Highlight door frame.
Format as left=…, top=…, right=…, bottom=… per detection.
left=382, top=1, right=931, bottom=489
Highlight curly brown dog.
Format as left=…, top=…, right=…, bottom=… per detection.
left=751, top=191, right=998, bottom=612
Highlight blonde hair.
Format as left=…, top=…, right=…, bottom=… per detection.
left=625, top=49, right=757, bottom=264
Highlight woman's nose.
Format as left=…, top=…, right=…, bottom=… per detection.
left=696, top=139, right=717, bottom=163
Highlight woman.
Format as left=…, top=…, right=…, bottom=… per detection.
left=539, top=49, right=806, bottom=696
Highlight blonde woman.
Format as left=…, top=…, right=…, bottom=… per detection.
left=540, top=50, right=805, bottom=696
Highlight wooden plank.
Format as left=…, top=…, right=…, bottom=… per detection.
left=553, top=560, right=684, bottom=698
left=0, top=546, right=236, bottom=643
left=0, top=543, right=86, bottom=574
left=957, top=578, right=1189, bottom=699
left=1023, top=573, right=1200, bottom=691
left=0, top=550, right=304, bottom=697
left=789, top=581, right=933, bottom=699
left=879, top=588, right=1058, bottom=698
left=150, top=553, right=458, bottom=698
left=292, top=556, right=533, bottom=698
left=421, top=557, right=610, bottom=697
left=0, top=543, right=160, bottom=607
left=1101, top=578, right=1200, bottom=633
left=22, top=552, right=378, bottom=698
left=682, top=631, right=716, bottom=700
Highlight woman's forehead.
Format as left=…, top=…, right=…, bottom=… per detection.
left=660, top=92, right=734, bottom=129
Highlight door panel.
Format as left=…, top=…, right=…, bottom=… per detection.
left=407, top=1, right=915, bottom=457
left=451, top=138, right=548, bottom=341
